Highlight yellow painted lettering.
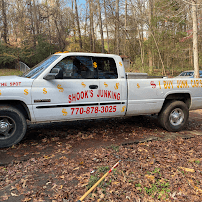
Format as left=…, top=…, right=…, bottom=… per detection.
left=57, top=84, right=64, bottom=92
left=195, top=80, right=199, bottom=87
left=81, top=82, right=86, bottom=88
left=163, top=80, right=173, bottom=89
left=24, top=89, right=28, bottom=95
left=185, top=80, right=189, bottom=88
left=191, top=80, right=195, bottom=88
left=104, top=82, right=108, bottom=87
left=114, top=83, right=120, bottom=90
left=121, top=106, right=126, bottom=112
left=177, top=80, right=180, bottom=88
left=170, top=80, right=173, bottom=89
left=43, top=88, right=47, bottom=94
left=163, top=81, right=167, bottom=89
left=200, top=80, right=202, bottom=87
left=159, top=81, right=161, bottom=89
left=62, top=109, right=67, bottom=116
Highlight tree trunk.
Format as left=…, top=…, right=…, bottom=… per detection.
left=72, top=0, right=76, bottom=44
left=148, top=0, right=153, bottom=72
left=192, top=0, right=199, bottom=78
left=133, top=7, right=144, bottom=70
left=1, top=0, right=8, bottom=43
left=45, top=0, right=52, bottom=48
left=33, top=0, right=39, bottom=35
left=28, top=0, right=36, bottom=47
left=115, top=0, right=119, bottom=55
left=150, top=31, right=166, bottom=76
left=74, top=0, right=82, bottom=50
left=85, top=1, right=88, bottom=37
left=97, top=0, right=104, bottom=53
left=124, top=0, right=127, bottom=55
left=89, top=0, right=95, bottom=52
left=103, top=0, right=110, bottom=53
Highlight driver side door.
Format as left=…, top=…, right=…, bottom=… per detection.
left=31, top=56, right=100, bottom=122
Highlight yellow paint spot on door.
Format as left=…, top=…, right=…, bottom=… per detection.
left=43, top=88, right=47, bottom=94
left=121, top=106, right=126, bottom=112
left=81, top=82, right=86, bottom=88
left=114, top=83, right=119, bottom=90
left=57, top=85, right=64, bottom=92
left=62, top=109, right=68, bottom=116
left=24, top=89, right=28, bottom=95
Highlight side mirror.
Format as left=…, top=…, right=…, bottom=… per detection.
left=43, top=68, right=60, bottom=80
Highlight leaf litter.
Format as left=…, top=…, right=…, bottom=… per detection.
left=0, top=110, right=202, bottom=201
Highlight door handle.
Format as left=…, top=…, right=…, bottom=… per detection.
left=89, top=85, right=98, bottom=89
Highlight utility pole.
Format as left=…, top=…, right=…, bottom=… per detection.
left=192, top=0, right=199, bottom=78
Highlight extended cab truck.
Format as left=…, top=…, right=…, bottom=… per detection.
left=0, top=52, right=202, bottom=148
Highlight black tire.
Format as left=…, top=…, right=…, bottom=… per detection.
left=158, top=101, right=189, bottom=132
left=0, top=105, right=27, bottom=148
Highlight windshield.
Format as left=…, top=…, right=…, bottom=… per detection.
left=22, top=55, right=61, bottom=79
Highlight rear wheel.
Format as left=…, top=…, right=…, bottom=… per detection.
left=0, top=106, right=27, bottom=148
left=158, top=101, right=189, bottom=132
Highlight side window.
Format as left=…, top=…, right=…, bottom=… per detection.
left=93, top=57, right=118, bottom=79
left=52, top=56, right=98, bottom=79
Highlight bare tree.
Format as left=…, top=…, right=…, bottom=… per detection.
left=148, top=0, right=153, bottom=72
left=124, top=0, right=127, bottom=55
left=33, top=0, right=39, bottom=35
left=192, top=0, right=199, bottom=78
left=115, top=0, right=119, bottom=54
left=88, top=0, right=95, bottom=52
left=1, top=0, right=8, bottom=43
left=74, top=0, right=82, bottom=49
left=103, top=0, right=110, bottom=53
left=97, top=0, right=104, bottom=53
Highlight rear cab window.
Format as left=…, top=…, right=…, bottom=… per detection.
left=93, top=57, right=118, bottom=79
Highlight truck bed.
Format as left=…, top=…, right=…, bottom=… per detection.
left=126, top=72, right=165, bottom=79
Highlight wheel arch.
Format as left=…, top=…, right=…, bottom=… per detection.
left=0, top=100, right=31, bottom=120
left=160, top=93, right=191, bottom=113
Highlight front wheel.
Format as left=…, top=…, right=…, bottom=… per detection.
left=0, top=106, right=27, bottom=148
left=158, top=101, right=189, bottom=132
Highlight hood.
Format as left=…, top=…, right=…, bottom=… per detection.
left=0, top=75, right=34, bottom=87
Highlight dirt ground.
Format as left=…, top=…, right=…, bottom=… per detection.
left=0, top=110, right=202, bottom=202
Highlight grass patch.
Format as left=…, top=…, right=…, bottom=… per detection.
left=107, top=144, right=119, bottom=152
left=86, top=166, right=115, bottom=192
left=135, top=168, right=171, bottom=200
left=0, top=69, right=22, bottom=76
left=97, top=166, right=109, bottom=174
left=195, top=160, right=200, bottom=164
left=144, top=180, right=170, bottom=200
left=143, top=168, right=170, bottom=200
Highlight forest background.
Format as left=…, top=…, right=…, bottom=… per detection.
left=0, top=0, right=202, bottom=76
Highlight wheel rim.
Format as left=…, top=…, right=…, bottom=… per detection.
left=0, top=116, right=16, bottom=140
left=169, top=108, right=184, bottom=126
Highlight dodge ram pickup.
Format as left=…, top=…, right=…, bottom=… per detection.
left=0, top=52, right=202, bottom=147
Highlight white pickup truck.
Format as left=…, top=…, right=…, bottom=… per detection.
left=0, top=52, right=202, bottom=147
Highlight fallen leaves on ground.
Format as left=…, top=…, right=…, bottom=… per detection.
left=0, top=135, right=202, bottom=201
left=0, top=111, right=202, bottom=201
